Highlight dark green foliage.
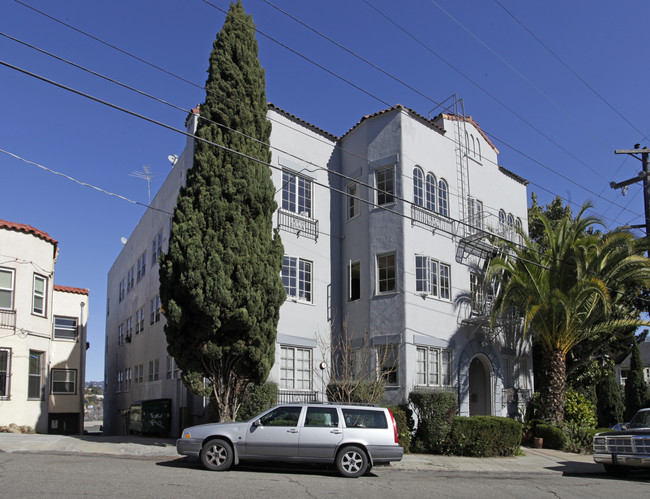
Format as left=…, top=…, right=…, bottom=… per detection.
left=596, top=369, right=624, bottom=427
left=409, top=390, right=457, bottom=454
left=527, top=193, right=572, bottom=248
left=326, top=380, right=385, bottom=404
left=534, top=424, right=566, bottom=450
left=387, top=405, right=412, bottom=453
left=563, top=388, right=596, bottom=429
left=624, top=341, right=650, bottom=420
left=236, top=382, right=278, bottom=422
left=447, top=416, right=522, bottom=457
left=159, top=0, right=285, bottom=422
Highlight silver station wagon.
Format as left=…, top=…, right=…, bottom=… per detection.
left=177, top=403, right=404, bottom=477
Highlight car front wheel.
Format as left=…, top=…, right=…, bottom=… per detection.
left=336, top=445, right=368, bottom=478
left=603, top=464, right=630, bottom=477
left=200, top=438, right=233, bottom=471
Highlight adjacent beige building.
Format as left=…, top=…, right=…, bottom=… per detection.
left=0, top=219, right=88, bottom=434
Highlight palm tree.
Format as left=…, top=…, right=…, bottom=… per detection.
left=489, top=203, right=650, bottom=424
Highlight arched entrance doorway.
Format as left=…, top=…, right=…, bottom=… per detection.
left=469, top=356, right=491, bottom=416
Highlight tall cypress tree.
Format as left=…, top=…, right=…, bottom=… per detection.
left=159, top=0, right=285, bottom=422
left=624, top=340, right=649, bottom=421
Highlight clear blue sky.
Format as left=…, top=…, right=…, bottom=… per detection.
left=2, top=0, right=649, bottom=381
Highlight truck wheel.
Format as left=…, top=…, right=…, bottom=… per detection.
left=603, top=464, right=629, bottom=477
left=200, top=438, right=233, bottom=471
left=336, top=446, right=368, bottom=478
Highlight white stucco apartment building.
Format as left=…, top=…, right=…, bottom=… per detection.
left=0, top=220, right=89, bottom=434
left=103, top=101, right=532, bottom=436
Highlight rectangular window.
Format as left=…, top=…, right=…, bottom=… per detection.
left=376, top=167, right=395, bottom=205
left=468, top=198, right=484, bottom=230
left=127, top=267, right=135, bottom=293
left=280, top=346, right=312, bottom=390
left=118, top=279, right=125, bottom=303
left=32, top=274, right=47, bottom=316
left=0, top=348, right=10, bottom=398
left=125, top=368, right=132, bottom=391
left=152, top=231, right=163, bottom=266
left=116, top=370, right=123, bottom=392
left=415, top=256, right=450, bottom=300
left=148, top=359, right=160, bottom=382
left=135, top=364, right=144, bottom=384
left=282, top=256, right=312, bottom=302
left=470, top=272, right=484, bottom=313
left=135, top=307, right=145, bottom=334
left=51, top=369, right=76, bottom=394
left=136, top=251, right=147, bottom=282
left=28, top=350, right=44, bottom=399
left=416, top=346, right=452, bottom=387
left=166, top=356, right=177, bottom=379
left=125, top=316, right=133, bottom=340
left=377, top=253, right=396, bottom=293
left=348, top=261, right=360, bottom=301
left=0, top=268, right=15, bottom=310
left=347, top=182, right=360, bottom=220
left=118, top=323, right=125, bottom=345
left=150, top=295, right=161, bottom=325
left=282, top=171, right=312, bottom=217
left=377, top=345, right=398, bottom=385
left=54, top=316, right=77, bottom=340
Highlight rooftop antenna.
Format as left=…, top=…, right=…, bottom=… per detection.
left=168, top=154, right=179, bottom=167
left=129, top=165, right=155, bottom=205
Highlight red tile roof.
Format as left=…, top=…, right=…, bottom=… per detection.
left=54, top=285, right=89, bottom=296
left=340, top=104, right=446, bottom=140
left=436, top=113, right=498, bottom=153
left=0, top=219, right=58, bottom=247
left=267, top=103, right=338, bottom=141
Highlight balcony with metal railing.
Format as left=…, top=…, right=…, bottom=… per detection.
left=0, top=309, right=16, bottom=331
left=410, top=204, right=454, bottom=235
left=277, top=209, right=319, bottom=241
left=277, top=390, right=320, bottom=404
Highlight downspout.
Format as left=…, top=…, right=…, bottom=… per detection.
left=79, top=301, right=86, bottom=435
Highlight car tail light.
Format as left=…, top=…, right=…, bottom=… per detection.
left=388, top=408, right=399, bottom=444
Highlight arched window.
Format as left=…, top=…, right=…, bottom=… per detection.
left=499, top=210, right=506, bottom=231
left=438, top=179, right=449, bottom=217
left=465, top=131, right=470, bottom=153
left=471, top=135, right=476, bottom=157
left=413, top=167, right=424, bottom=206
left=425, top=173, right=436, bottom=211
left=477, top=141, right=481, bottom=161
left=507, top=213, right=514, bottom=230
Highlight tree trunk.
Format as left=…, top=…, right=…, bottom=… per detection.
left=537, top=349, right=566, bottom=425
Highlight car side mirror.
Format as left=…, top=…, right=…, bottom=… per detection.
left=253, top=419, right=262, bottom=427
left=622, top=424, right=628, bottom=430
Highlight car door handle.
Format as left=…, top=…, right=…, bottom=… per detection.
left=330, top=430, right=342, bottom=434
left=287, top=429, right=299, bottom=433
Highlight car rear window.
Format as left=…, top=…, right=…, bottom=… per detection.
left=342, top=409, right=387, bottom=429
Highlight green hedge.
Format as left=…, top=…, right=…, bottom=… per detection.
left=447, top=416, right=522, bottom=457
left=534, top=423, right=565, bottom=450
left=326, top=380, right=385, bottom=404
left=236, top=382, right=278, bottom=421
left=409, top=390, right=457, bottom=454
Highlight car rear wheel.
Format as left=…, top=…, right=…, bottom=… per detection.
left=603, top=464, right=630, bottom=477
left=200, top=438, right=233, bottom=471
left=336, top=446, right=368, bottom=478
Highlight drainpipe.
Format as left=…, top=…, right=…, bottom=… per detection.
left=79, top=301, right=86, bottom=435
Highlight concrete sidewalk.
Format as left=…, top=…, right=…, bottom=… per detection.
left=0, top=433, right=603, bottom=475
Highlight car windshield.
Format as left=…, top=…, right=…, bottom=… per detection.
left=628, top=410, right=650, bottom=429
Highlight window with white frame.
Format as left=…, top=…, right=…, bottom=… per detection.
left=415, top=256, right=450, bottom=300
left=126, top=316, right=133, bottom=340
left=166, top=355, right=179, bottom=379
left=54, top=316, right=77, bottom=340
left=148, top=359, right=160, bottom=381
left=136, top=251, right=147, bottom=282
left=125, top=368, right=132, bottom=391
left=51, top=369, right=76, bottom=394
left=282, top=170, right=312, bottom=218
left=150, top=295, right=161, bottom=325
left=0, top=348, right=10, bottom=398
left=118, top=279, right=125, bottom=303
left=152, top=231, right=163, bottom=265
left=118, top=323, right=125, bottom=345
left=437, top=179, right=449, bottom=217
left=32, top=274, right=47, bottom=316
left=116, top=370, right=123, bottom=392
left=377, top=344, right=398, bottom=386
left=468, top=197, right=483, bottom=230
left=413, top=167, right=424, bottom=206
left=348, top=261, right=360, bottom=302
left=425, top=173, right=436, bottom=211
left=135, top=307, right=145, bottom=334
left=347, top=182, right=360, bottom=220
left=377, top=253, right=396, bottom=293
left=504, top=356, right=528, bottom=390
left=280, top=346, right=312, bottom=390
left=376, top=166, right=395, bottom=205
left=135, top=364, right=144, bottom=384
left=282, top=256, right=312, bottom=302
left=470, top=272, right=484, bottom=314
left=28, top=350, right=44, bottom=399
left=416, top=347, right=452, bottom=387
left=0, top=268, right=14, bottom=310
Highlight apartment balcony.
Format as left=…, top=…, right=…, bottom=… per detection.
left=277, top=209, right=319, bottom=241
left=410, top=204, right=454, bottom=235
left=0, top=309, right=16, bottom=331
left=277, top=390, right=319, bottom=404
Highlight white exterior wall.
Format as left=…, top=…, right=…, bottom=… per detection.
left=0, top=226, right=87, bottom=433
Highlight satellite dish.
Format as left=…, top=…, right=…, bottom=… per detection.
left=120, top=237, right=127, bottom=245
left=168, top=154, right=179, bottom=166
